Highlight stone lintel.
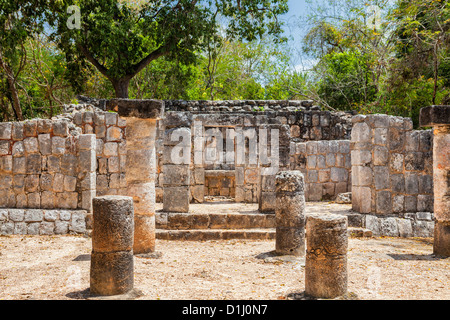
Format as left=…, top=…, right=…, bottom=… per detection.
left=106, top=99, right=165, bottom=120
left=205, top=170, right=236, bottom=178
left=420, top=105, right=450, bottom=127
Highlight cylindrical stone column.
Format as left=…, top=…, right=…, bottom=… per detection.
left=420, top=106, right=450, bottom=257
left=106, top=99, right=164, bottom=256
left=90, top=196, right=134, bottom=296
left=126, top=117, right=158, bottom=254
left=433, top=125, right=450, bottom=256
left=305, top=214, right=348, bottom=299
left=275, top=171, right=306, bottom=256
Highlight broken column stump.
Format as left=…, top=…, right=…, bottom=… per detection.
left=90, top=196, right=134, bottom=296
left=305, top=214, right=348, bottom=299
left=275, top=171, right=306, bottom=256
left=106, top=99, right=164, bottom=256
left=420, top=105, right=450, bottom=257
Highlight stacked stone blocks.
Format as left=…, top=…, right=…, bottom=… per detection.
left=155, top=106, right=353, bottom=205
left=290, top=140, right=351, bottom=201
left=0, top=208, right=87, bottom=235
left=0, top=119, right=96, bottom=212
left=73, top=111, right=127, bottom=197
left=351, top=114, right=433, bottom=215
left=162, top=113, right=192, bottom=213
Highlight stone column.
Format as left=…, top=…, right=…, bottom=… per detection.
left=275, top=171, right=306, bottom=256
left=106, top=99, right=164, bottom=256
left=420, top=105, right=450, bottom=257
left=259, top=124, right=290, bottom=212
left=78, top=134, right=96, bottom=228
left=162, top=113, right=192, bottom=213
left=90, top=196, right=134, bottom=296
left=258, top=124, right=277, bottom=213
left=305, top=214, right=348, bottom=299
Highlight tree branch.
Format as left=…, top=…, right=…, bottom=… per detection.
left=127, top=45, right=170, bottom=78
left=77, top=43, right=111, bottom=80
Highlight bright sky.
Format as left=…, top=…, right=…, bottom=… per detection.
left=282, top=0, right=317, bottom=71
left=283, top=1, right=308, bottom=43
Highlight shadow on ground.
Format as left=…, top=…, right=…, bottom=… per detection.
left=286, top=291, right=359, bottom=300
left=73, top=254, right=91, bottom=261
left=387, top=253, right=447, bottom=261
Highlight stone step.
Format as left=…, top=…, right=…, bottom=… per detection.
left=348, top=227, right=373, bottom=238
left=156, top=227, right=371, bottom=241
left=156, top=212, right=275, bottom=230
left=156, top=228, right=276, bottom=241
left=156, top=211, right=365, bottom=230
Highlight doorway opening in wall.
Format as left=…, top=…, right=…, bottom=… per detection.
left=203, top=126, right=236, bottom=203
left=204, top=170, right=236, bottom=202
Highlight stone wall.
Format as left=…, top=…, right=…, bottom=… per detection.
left=204, top=170, right=236, bottom=198
left=0, top=100, right=439, bottom=239
left=290, top=140, right=351, bottom=201
left=0, top=119, right=96, bottom=212
left=154, top=104, right=354, bottom=204
left=72, top=110, right=127, bottom=197
left=351, top=114, right=434, bottom=215
left=0, top=209, right=87, bottom=235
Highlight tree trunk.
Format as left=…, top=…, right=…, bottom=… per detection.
left=0, top=58, right=24, bottom=121
left=112, top=78, right=131, bottom=99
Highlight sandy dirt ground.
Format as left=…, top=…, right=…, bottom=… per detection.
left=0, top=234, right=448, bottom=300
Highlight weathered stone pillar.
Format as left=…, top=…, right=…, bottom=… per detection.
left=258, top=123, right=290, bottom=211
left=78, top=134, right=97, bottom=228
left=305, top=214, right=348, bottom=299
left=90, top=196, right=134, bottom=296
left=162, top=113, right=192, bottom=212
left=106, top=99, right=164, bottom=255
left=420, top=105, right=450, bottom=256
left=275, top=171, right=306, bottom=256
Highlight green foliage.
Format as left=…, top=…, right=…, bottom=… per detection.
left=46, top=0, right=289, bottom=98
left=296, top=0, right=450, bottom=125
left=0, top=0, right=48, bottom=120
left=316, top=51, right=378, bottom=111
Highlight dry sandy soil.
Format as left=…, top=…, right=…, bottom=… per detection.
left=0, top=233, right=448, bottom=300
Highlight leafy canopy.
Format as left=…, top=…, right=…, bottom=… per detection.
left=46, top=0, right=289, bottom=97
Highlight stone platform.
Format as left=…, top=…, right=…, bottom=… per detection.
left=155, top=202, right=375, bottom=240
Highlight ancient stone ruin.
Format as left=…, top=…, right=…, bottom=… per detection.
left=305, top=214, right=348, bottom=299
left=275, top=171, right=306, bottom=257
left=0, top=99, right=447, bottom=261
left=420, top=106, right=450, bottom=257
left=90, top=195, right=134, bottom=296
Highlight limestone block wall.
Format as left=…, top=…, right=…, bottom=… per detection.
left=0, top=120, right=96, bottom=212
left=164, top=100, right=354, bottom=142
left=154, top=105, right=354, bottom=204
left=204, top=170, right=236, bottom=198
left=0, top=209, right=87, bottom=235
left=72, top=111, right=127, bottom=197
left=290, top=140, right=352, bottom=201
left=351, top=114, right=434, bottom=215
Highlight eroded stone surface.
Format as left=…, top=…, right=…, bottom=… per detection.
left=305, top=214, right=348, bottom=299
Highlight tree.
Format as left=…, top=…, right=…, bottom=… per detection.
left=129, top=56, right=200, bottom=100
left=389, top=0, right=450, bottom=106
left=292, top=0, right=396, bottom=111
left=0, top=0, right=47, bottom=120
left=47, top=0, right=288, bottom=98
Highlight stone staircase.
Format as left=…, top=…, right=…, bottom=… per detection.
left=155, top=206, right=372, bottom=241
left=156, top=211, right=276, bottom=241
